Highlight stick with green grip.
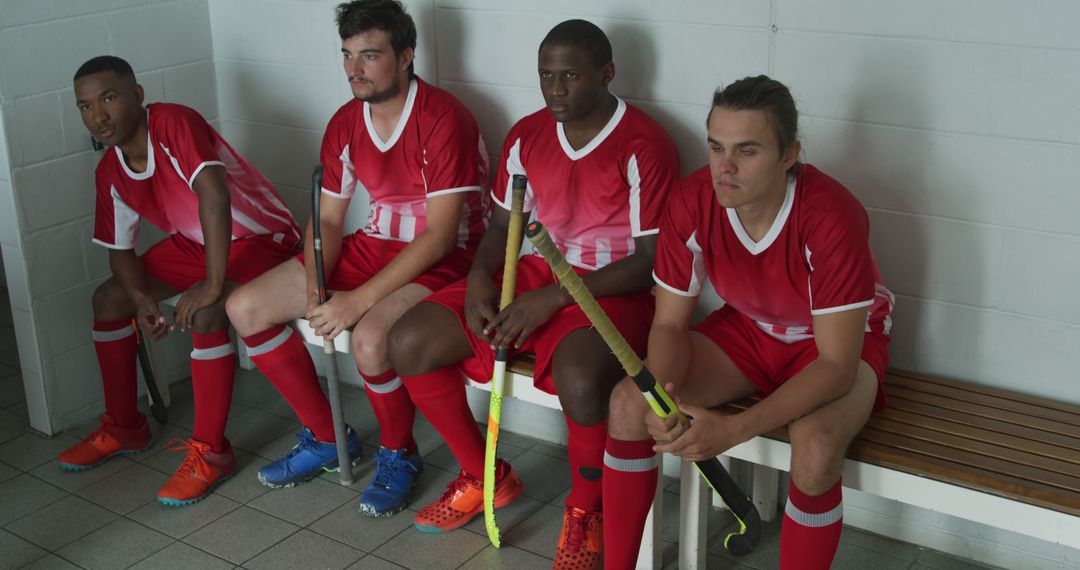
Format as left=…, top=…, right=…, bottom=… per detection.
left=525, top=221, right=761, bottom=556
left=483, top=174, right=529, bottom=547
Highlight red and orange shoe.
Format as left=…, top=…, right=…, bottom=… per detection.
left=553, top=506, right=602, bottom=570
left=157, top=438, right=237, bottom=507
left=57, top=413, right=153, bottom=471
left=414, top=460, right=523, bottom=533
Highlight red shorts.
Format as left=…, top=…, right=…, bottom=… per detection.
left=141, top=234, right=298, bottom=291
left=424, top=255, right=655, bottom=395
left=296, top=233, right=474, bottom=293
left=691, top=305, right=891, bottom=411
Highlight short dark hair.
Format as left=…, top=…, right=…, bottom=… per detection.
left=539, top=19, right=612, bottom=69
left=336, top=0, right=417, bottom=75
left=74, top=55, right=135, bottom=83
left=709, top=75, right=799, bottom=155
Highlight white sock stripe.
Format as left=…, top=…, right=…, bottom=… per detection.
left=784, top=499, right=843, bottom=528
left=92, top=327, right=135, bottom=342
left=243, top=327, right=293, bottom=357
left=190, top=343, right=237, bottom=361
left=364, top=377, right=403, bottom=394
left=603, top=450, right=659, bottom=473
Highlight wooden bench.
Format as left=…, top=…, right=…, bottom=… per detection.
left=676, top=368, right=1080, bottom=568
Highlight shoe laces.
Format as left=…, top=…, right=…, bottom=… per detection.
left=437, top=471, right=479, bottom=505
left=82, top=415, right=120, bottom=448
left=284, top=428, right=320, bottom=459
left=168, top=438, right=214, bottom=480
left=560, top=507, right=594, bottom=554
left=371, top=449, right=417, bottom=489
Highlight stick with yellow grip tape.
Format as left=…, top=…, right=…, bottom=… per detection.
left=525, top=220, right=761, bottom=556
left=483, top=174, right=528, bottom=547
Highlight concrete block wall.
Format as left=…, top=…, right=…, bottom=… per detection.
left=0, top=0, right=217, bottom=434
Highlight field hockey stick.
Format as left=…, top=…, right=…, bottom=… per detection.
left=484, top=174, right=529, bottom=548
left=525, top=221, right=761, bottom=556
left=311, top=165, right=354, bottom=485
left=133, top=320, right=168, bottom=423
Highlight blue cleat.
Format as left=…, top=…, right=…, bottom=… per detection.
left=358, top=446, right=423, bottom=517
left=257, top=426, right=362, bottom=488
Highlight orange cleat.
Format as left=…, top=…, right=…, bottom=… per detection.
left=413, top=460, right=522, bottom=533
left=57, top=413, right=153, bottom=471
left=156, top=438, right=237, bottom=506
left=552, top=506, right=602, bottom=570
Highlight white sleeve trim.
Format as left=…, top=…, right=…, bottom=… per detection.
left=811, top=299, right=873, bottom=316
left=188, top=161, right=226, bottom=187
left=92, top=238, right=135, bottom=250
left=653, top=271, right=700, bottom=297
left=428, top=185, right=482, bottom=198
left=633, top=227, right=660, bottom=238
left=320, top=187, right=350, bottom=199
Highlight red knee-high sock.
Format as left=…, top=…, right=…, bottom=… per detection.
left=190, top=330, right=237, bottom=452
left=360, top=368, right=416, bottom=453
left=780, top=478, right=844, bottom=570
left=565, top=416, right=607, bottom=511
left=602, top=436, right=658, bottom=569
left=401, top=366, right=483, bottom=476
left=93, top=319, right=140, bottom=427
left=242, top=325, right=335, bottom=442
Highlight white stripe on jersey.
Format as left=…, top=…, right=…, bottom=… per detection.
left=338, top=144, right=357, bottom=199
left=595, top=237, right=611, bottom=268
left=754, top=320, right=815, bottom=344
left=109, top=185, right=140, bottom=249
left=498, top=138, right=535, bottom=212
left=686, top=230, right=705, bottom=296
left=398, top=212, right=416, bottom=241
left=627, top=154, right=643, bottom=236
left=187, top=160, right=226, bottom=187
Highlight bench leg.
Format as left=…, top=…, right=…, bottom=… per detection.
left=752, top=464, right=779, bottom=522
left=679, top=460, right=708, bottom=569
left=711, top=455, right=732, bottom=511
left=635, top=475, right=664, bottom=569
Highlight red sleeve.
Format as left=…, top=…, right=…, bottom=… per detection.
left=805, top=202, right=876, bottom=315
left=492, top=120, right=537, bottom=213
left=153, top=106, right=223, bottom=188
left=422, top=103, right=485, bottom=198
left=319, top=105, right=358, bottom=200
left=626, top=133, right=679, bottom=237
left=652, top=180, right=705, bottom=297
left=92, top=168, right=140, bottom=250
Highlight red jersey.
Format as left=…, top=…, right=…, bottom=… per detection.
left=320, top=78, right=488, bottom=250
left=654, top=164, right=894, bottom=343
left=494, top=99, right=680, bottom=270
left=93, top=103, right=301, bottom=250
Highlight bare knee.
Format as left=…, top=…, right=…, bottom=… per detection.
left=225, top=288, right=261, bottom=335
left=553, top=361, right=614, bottom=426
left=608, top=377, right=651, bottom=437
left=352, top=321, right=390, bottom=375
left=387, top=310, right=435, bottom=377
left=191, top=301, right=229, bottom=334
left=789, top=423, right=847, bottom=494
left=92, top=279, right=134, bottom=320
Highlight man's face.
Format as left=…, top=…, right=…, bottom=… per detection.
left=706, top=107, right=798, bottom=209
left=538, top=43, right=611, bottom=124
left=341, top=29, right=411, bottom=103
left=74, top=71, right=144, bottom=148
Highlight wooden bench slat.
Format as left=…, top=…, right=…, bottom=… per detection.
left=875, top=407, right=1080, bottom=467
left=886, top=373, right=1080, bottom=426
left=885, top=396, right=1080, bottom=453
left=886, top=385, right=1080, bottom=439
left=887, top=369, right=1080, bottom=417
left=867, top=415, right=1080, bottom=479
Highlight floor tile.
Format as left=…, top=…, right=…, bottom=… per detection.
left=56, top=518, right=173, bottom=570
left=183, top=506, right=299, bottom=565
left=212, top=453, right=273, bottom=504
left=843, top=527, right=921, bottom=562
left=344, top=555, right=407, bottom=569
left=248, top=477, right=358, bottom=526
left=914, top=549, right=1000, bottom=569
left=340, top=394, right=382, bottom=441
left=18, top=554, right=81, bottom=570
left=401, top=465, right=457, bottom=511
left=0, top=473, right=67, bottom=526
left=245, top=529, right=364, bottom=570
left=372, top=524, right=490, bottom=569
left=5, top=397, right=28, bottom=419
left=5, top=495, right=118, bottom=550
left=501, top=503, right=563, bottom=559
left=832, top=543, right=911, bottom=570
left=459, top=543, right=553, bottom=569
left=462, top=494, right=544, bottom=537
left=0, top=431, right=81, bottom=471
left=0, top=405, right=26, bottom=444
left=309, top=499, right=415, bottom=553
left=129, top=492, right=242, bottom=539
left=513, top=449, right=572, bottom=503
left=225, top=408, right=300, bottom=454
left=128, top=541, right=235, bottom=570
left=30, top=455, right=136, bottom=493
left=0, top=528, right=47, bottom=569
left=76, top=462, right=167, bottom=514
left=0, top=459, right=18, bottom=484
left=0, top=347, right=18, bottom=370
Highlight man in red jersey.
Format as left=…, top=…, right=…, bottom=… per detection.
left=602, top=76, right=894, bottom=569
left=386, top=19, right=680, bottom=569
left=59, top=55, right=302, bottom=506
left=224, top=0, right=488, bottom=517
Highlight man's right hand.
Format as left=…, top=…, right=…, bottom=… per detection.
left=464, top=274, right=499, bottom=341
left=135, top=298, right=169, bottom=341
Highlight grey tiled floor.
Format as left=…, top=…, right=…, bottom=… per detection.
left=0, top=286, right=998, bottom=569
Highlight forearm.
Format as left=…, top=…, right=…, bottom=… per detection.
left=467, top=223, right=511, bottom=284
left=646, top=323, right=693, bottom=390
left=736, top=358, right=858, bottom=439
left=109, top=249, right=152, bottom=305
left=198, top=188, right=231, bottom=291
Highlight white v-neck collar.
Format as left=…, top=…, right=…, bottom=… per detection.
left=556, top=97, right=626, bottom=161
left=727, top=174, right=796, bottom=255
left=364, top=78, right=417, bottom=153
left=115, top=109, right=155, bottom=180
